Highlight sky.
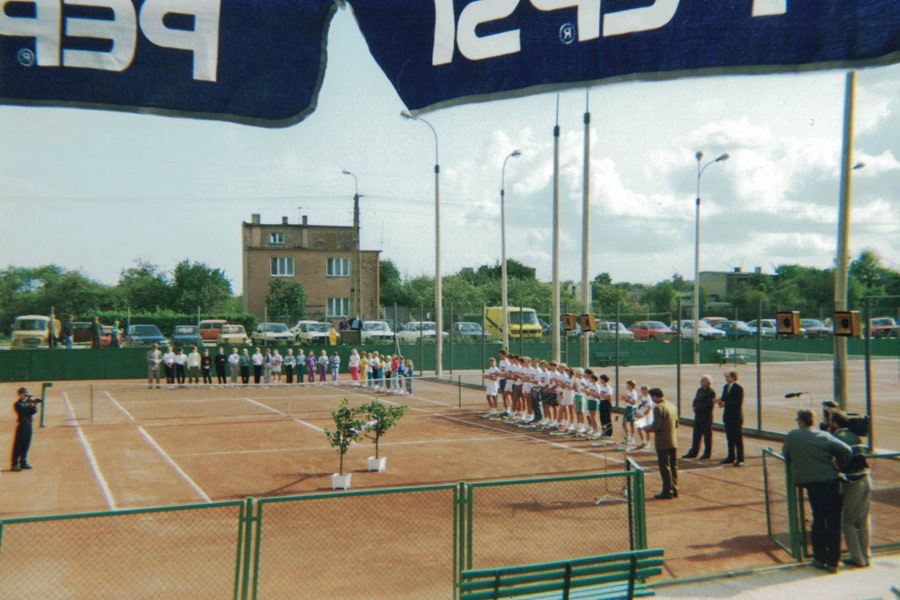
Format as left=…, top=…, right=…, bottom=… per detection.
left=1, top=6, right=899, bottom=298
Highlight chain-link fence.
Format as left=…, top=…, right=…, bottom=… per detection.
left=763, top=450, right=900, bottom=563
left=0, top=501, right=248, bottom=599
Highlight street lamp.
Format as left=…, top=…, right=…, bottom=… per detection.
left=500, top=149, right=522, bottom=351
left=342, top=170, right=362, bottom=320
left=693, top=150, right=729, bottom=365
left=401, top=111, right=443, bottom=376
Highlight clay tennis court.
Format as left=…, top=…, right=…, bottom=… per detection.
left=1, top=358, right=897, bottom=597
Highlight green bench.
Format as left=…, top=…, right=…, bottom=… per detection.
left=594, top=352, right=630, bottom=367
left=459, top=548, right=664, bottom=600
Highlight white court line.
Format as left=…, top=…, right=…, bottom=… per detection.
left=243, top=397, right=325, bottom=433
left=62, top=392, right=118, bottom=510
left=104, top=390, right=211, bottom=503
left=136, top=426, right=211, bottom=503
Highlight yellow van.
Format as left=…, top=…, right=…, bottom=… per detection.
left=483, top=306, right=542, bottom=340
left=10, top=315, right=61, bottom=348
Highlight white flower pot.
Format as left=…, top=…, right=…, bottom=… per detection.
left=367, top=456, right=387, bottom=472
left=331, top=473, right=352, bottom=490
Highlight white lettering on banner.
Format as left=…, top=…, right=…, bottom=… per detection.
left=432, top=0, right=789, bottom=66
left=0, top=0, right=220, bottom=81
left=457, top=0, right=519, bottom=60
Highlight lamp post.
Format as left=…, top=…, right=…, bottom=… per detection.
left=402, top=111, right=443, bottom=376
left=500, top=149, right=521, bottom=351
left=693, top=150, right=729, bottom=365
left=342, top=170, right=362, bottom=320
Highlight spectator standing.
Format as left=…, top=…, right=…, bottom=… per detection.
left=239, top=348, right=251, bottom=384
left=317, top=350, right=328, bottom=382
left=638, top=388, right=679, bottom=499
left=215, top=347, right=228, bottom=385
left=272, top=349, right=283, bottom=384
left=147, top=343, right=162, bottom=389
left=251, top=348, right=264, bottom=384
left=162, top=346, right=176, bottom=389
left=10, top=387, right=40, bottom=471
left=227, top=347, right=240, bottom=386
left=829, top=410, right=872, bottom=569
left=201, top=349, right=213, bottom=385
left=485, top=357, right=500, bottom=415
left=262, top=349, right=273, bottom=384
left=683, top=375, right=716, bottom=459
left=174, top=348, right=188, bottom=387
left=187, top=346, right=202, bottom=387
left=110, top=320, right=120, bottom=348
left=305, top=351, right=316, bottom=383
left=330, top=351, right=341, bottom=381
left=91, top=316, right=102, bottom=349
left=405, top=359, right=414, bottom=394
left=620, top=379, right=638, bottom=445
left=63, top=315, right=75, bottom=349
left=783, top=408, right=852, bottom=573
left=717, top=371, right=745, bottom=465
left=284, top=348, right=296, bottom=384
left=348, top=348, right=360, bottom=384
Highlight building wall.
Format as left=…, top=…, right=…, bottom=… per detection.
left=242, top=215, right=380, bottom=323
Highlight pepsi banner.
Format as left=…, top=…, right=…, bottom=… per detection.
left=350, top=0, right=900, bottom=113
left=0, top=0, right=337, bottom=127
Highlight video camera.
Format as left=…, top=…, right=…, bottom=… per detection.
left=820, top=400, right=868, bottom=437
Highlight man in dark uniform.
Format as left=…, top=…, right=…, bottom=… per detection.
left=11, top=387, right=40, bottom=471
left=683, top=375, right=716, bottom=459
left=717, top=371, right=745, bottom=466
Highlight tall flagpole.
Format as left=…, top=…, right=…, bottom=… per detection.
left=580, top=91, right=591, bottom=368
left=551, top=95, right=561, bottom=362
left=833, top=71, right=856, bottom=409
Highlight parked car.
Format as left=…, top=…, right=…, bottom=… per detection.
left=293, top=321, right=332, bottom=344
left=671, top=320, right=727, bottom=339
left=219, top=324, right=249, bottom=346
left=361, top=320, right=394, bottom=343
left=869, top=316, right=898, bottom=338
left=713, top=320, right=755, bottom=340
left=71, top=321, right=92, bottom=345
left=124, top=324, right=167, bottom=347
left=10, top=315, right=62, bottom=348
left=100, top=325, right=122, bottom=347
left=252, top=322, right=293, bottom=345
left=628, top=321, right=675, bottom=341
left=451, top=321, right=491, bottom=341
left=171, top=324, right=202, bottom=347
left=397, top=321, right=449, bottom=343
left=198, top=319, right=227, bottom=344
left=801, top=318, right=832, bottom=339
left=594, top=321, right=635, bottom=341
left=746, top=319, right=777, bottom=337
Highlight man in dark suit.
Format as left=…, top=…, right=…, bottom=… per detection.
left=717, top=371, right=745, bottom=466
left=682, top=375, right=715, bottom=459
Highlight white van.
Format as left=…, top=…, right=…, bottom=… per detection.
left=10, top=315, right=61, bottom=348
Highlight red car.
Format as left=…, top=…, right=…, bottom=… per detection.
left=628, top=320, right=675, bottom=341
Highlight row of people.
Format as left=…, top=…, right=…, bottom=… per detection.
left=144, top=344, right=413, bottom=392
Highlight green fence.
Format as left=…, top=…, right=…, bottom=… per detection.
left=4, top=337, right=897, bottom=383
left=763, top=449, right=900, bottom=561
left=0, top=469, right=647, bottom=600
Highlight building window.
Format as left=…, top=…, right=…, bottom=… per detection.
left=326, top=257, right=350, bottom=277
left=270, top=257, right=294, bottom=277
left=327, top=298, right=349, bottom=319
left=269, top=232, right=285, bottom=245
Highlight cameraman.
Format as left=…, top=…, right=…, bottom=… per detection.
left=10, top=387, right=40, bottom=472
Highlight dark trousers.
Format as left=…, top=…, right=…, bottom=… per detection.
left=285, top=366, right=294, bottom=384
left=599, top=400, right=612, bottom=436
left=253, top=365, right=262, bottom=384
left=723, top=421, right=744, bottom=462
left=804, top=480, right=843, bottom=566
left=530, top=389, right=543, bottom=422
left=164, top=365, right=175, bottom=384
left=216, top=365, right=227, bottom=384
left=240, top=366, right=250, bottom=384
left=687, top=421, right=712, bottom=457
left=656, top=448, right=678, bottom=495
left=175, top=364, right=185, bottom=384
left=12, top=423, right=33, bottom=467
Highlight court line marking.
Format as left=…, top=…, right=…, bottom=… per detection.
left=243, top=397, right=325, bottom=433
left=103, top=390, right=211, bottom=503
left=62, top=392, right=118, bottom=511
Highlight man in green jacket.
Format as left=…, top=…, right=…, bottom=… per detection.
left=639, top=388, right=679, bottom=500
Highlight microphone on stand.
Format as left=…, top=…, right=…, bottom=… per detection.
left=784, top=392, right=804, bottom=399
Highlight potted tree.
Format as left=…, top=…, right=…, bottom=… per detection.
left=324, top=399, right=364, bottom=489
left=359, top=399, right=407, bottom=472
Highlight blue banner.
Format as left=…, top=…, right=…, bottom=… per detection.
left=0, top=0, right=337, bottom=127
left=350, top=0, right=900, bottom=112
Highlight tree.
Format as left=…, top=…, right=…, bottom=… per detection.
left=265, top=278, right=306, bottom=323
left=642, top=281, right=679, bottom=313
left=117, top=260, right=172, bottom=312
left=171, top=260, right=233, bottom=314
